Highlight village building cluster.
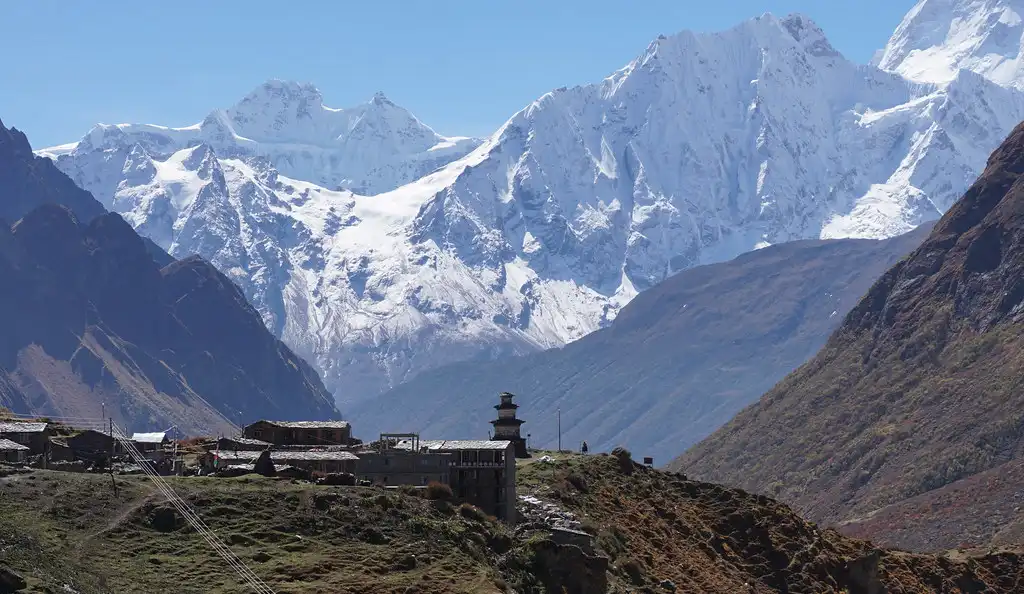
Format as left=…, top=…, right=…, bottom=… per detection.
left=0, top=392, right=531, bottom=523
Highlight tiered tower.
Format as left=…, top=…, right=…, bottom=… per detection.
left=490, top=392, right=528, bottom=458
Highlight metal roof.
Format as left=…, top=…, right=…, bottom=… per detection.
left=396, top=439, right=512, bottom=451
left=0, top=438, right=29, bottom=451
left=131, top=432, right=168, bottom=443
left=250, top=420, right=350, bottom=430
left=214, top=450, right=359, bottom=462
left=0, top=422, right=47, bottom=433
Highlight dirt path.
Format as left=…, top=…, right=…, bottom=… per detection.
left=74, top=480, right=161, bottom=556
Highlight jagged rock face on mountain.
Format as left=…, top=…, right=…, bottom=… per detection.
left=350, top=226, right=929, bottom=463
left=878, top=0, right=1024, bottom=88
left=38, top=6, right=1024, bottom=405
left=42, top=80, right=481, bottom=196
left=676, top=121, right=1024, bottom=526
left=0, top=118, right=105, bottom=223
left=0, top=122, right=338, bottom=434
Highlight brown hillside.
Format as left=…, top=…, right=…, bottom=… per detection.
left=674, top=121, right=1024, bottom=529
left=838, top=457, right=1024, bottom=553
left=5, top=456, right=1024, bottom=593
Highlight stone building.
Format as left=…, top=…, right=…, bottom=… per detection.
left=0, top=438, right=28, bottom=463
left=206, top=449, right=359, bottom=475
left=356, top=434, right=451, bottom=487
left=490, top=392, right=528, bottom=458
left=211, top=436, right=271, bottom=452
left=395, top=437, right=517, bottom=522
left=67, top=429, right=122, bottom=460
left=0, top=421, right=50, bottom=455
left=242, top=420, right=353, bottom=447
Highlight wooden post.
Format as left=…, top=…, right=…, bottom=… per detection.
left=557, top=408, right=561, bottom=453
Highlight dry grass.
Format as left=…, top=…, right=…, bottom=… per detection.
left=4, top=455, right=1024, bottom=593
left=0, top=472, right=510, bottom=594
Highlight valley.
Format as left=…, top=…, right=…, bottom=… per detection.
left=6, top=0, right=1024, bottom=590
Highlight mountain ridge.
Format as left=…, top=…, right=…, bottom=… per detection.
left=0, top=119, right=339, bottom=434
left=41, top=80, right=482, bottom=196
left=36, top=4, right=1024, bottom=406
left=674, top=120, right=1024, bottom=528
left=349, top=224, right=931, bottom=462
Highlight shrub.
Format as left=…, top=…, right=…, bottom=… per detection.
left=458, top=502, right=488, bottom=523
left=566, top=471, right=588, bottom=493
left=425, top=481, right=453, bottom=501
left=620, top=557, right=645, bottom=585
left=612, top=447, right=634, bottom=474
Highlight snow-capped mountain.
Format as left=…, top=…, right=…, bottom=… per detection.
left=39, top=4, right=1024, bottom=408
left=41, top=80, right=481, bottom=195
left=878, top=0, right=1024, bottom=88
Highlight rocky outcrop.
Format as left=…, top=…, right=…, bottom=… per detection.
left=0, top=118, right=104, bottom=225
left=525, top=538, right=609, bottom=594
left=0, top=565, right=26, bottom=593
left=253, top=450, right=276, bottom=477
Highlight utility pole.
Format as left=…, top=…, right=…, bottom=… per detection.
left=557, top=408, right=561, bottom=453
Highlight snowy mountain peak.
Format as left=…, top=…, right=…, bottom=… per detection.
left=371, top=91, right=394, bottom=107
left=781, top=13, right=841, bottom=57
left=39, top=2, right=1024, bottom=411
left=234, top=79, right=325, bottom=110
left=41, top=82, right=483, bottom=196
left=181, top=143, right=220, bottom=179
left=878, top=0, right=1024, bottom=87
left=78, top=123, right=128, bottom=153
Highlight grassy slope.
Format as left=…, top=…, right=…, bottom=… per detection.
left=0, top=471, right=508, bottom=594
left=4, top=455, right=1024, bottom=593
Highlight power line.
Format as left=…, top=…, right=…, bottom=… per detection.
left=110, top=424, right=276, bottom=594
left=4, top=413, right=275, bottom=593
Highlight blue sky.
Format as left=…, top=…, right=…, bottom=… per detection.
left=1, top=0, right=917, bottom=148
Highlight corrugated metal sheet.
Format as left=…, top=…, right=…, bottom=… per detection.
left=131, top=432, right=168, bottom=443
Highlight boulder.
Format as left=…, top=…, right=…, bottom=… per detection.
left=276, top=465, right=310, bottom=480
left=0, top=565, right=27, bottom=592
left=215, top=466, right=253, bottom=478
left=253, top=450, right=276, bottom=477
left=318, top=472, right=356, bottom=486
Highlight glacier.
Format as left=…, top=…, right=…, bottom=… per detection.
left=38, top=4, right=1024, bottom=408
